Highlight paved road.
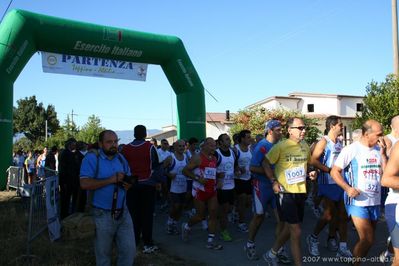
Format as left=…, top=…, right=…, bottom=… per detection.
left=152, top=202, right=392, bottom=266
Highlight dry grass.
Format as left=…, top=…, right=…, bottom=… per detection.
left=0, top=191, right=201, bottom=266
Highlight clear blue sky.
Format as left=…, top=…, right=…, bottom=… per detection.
left=1, top=0, right=393, bottom=130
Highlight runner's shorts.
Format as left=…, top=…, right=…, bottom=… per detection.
left=345, top=205, right=380, bottom=221
left=385, top=203, right=399, bottom=248
left=170, top=192, right=186, bottom=205
left=235, top=179, right=252, bottom=195
left=192, top=188, right=216, bottom=202
left=217, top=188, right=235, bottom=205
left=276, top=193, right=306, bottom=224
left=252, top=179, right=275, bottom=215
left=318, top=184, right=344, bottom=202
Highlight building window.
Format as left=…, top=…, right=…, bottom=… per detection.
left=356, top=103, right=363, bottom=112
left=307, top=104, right=314, bottom=113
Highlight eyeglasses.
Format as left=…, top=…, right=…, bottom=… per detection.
left=290, top=126, right=307, bottom=131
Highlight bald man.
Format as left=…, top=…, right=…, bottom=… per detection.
left=331, top=119, right=388, bottom=265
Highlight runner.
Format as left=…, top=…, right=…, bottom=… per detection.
left=382, top=141, right=399, bottom=266
left=263, top=117, right=313, bottom=266
left=331, top=119, right=387, bottom=266
left=182, top=137, right=223, bottom=250
left=215, top=133, right=239, bottom=242
left=306, top=115, right=352, bottom=259
left=234, top=130, right=252, bottom=233
left=166, top=140, right=188, bottom=235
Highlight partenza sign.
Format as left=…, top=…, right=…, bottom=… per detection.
left=41, top=52, right=147, bottom=81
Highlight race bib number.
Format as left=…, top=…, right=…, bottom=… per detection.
left=364, top=179, right=379, bottom=194
left=175, top=175, right=187, bottom=187
left=204, top=167, right=216, bottom=180
left=285, top=166, right=306, bottom=185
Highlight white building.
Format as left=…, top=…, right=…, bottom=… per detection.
left=247, top=92, right=365, bottom=142
left=149, top=112, right=235, bottom=143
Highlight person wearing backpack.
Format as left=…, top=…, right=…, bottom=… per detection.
left=80, top=130, right=135, bottom=265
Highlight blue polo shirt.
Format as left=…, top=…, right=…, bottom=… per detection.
left=250, top=138, right=274, bottom=186
left=80, top=149, right=131, bottom=210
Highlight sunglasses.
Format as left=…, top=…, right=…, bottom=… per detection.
left=290, top=126, right=307, bottom=131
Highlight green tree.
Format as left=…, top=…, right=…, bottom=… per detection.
left=13, top=96, right=60, bottom=145
left=230, top=107, right=321, bottom=145
left=77, top=115, right=105, bottom=144
left=353, top=74, right=399, bottom=133
left=13, top=136, right=34, bottom=152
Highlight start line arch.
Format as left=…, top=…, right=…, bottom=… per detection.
left=0, top=9, right=206, bottom=188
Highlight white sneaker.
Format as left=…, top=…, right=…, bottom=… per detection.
left=336, top=246, right=352, bottom=259
left=263, top=250, right=278, bottom=266
left=181, top=223, right=190, bottom=242
left=237, top=223, right=249, bottom=233
left=306, top=235, right=320, bottom=256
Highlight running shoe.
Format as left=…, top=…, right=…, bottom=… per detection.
left=206, top=241, right=223, bottom=250
left=277, top=247, right=292, bottom=264
left=336, top=246, right=352, bottom=259
left=327, top=237, right=338, bottom=252
left=142, top=245, right=159, bottom=254
left=181, top=223, right=190, bottom=242
left=237, top=223, right=249, bottom=233
left=263, top=250, right=278, bottom=266
left=244, top=244, right=259, bottom=260
left=220, top=230, right=233, bottom=242
left=306, top=235, right=320, bottom=256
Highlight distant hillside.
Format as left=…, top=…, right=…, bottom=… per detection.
left=116, top=129, right=160, bottom=144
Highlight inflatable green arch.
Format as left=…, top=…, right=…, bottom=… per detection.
left=0, top=9, right=206, bottom=188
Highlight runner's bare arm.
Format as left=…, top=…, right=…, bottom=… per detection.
left=384, top=135, right=393, bottom=157
left=310, top=138, right=330, bottom=173
left=182, top=154, right=201, bottom=181
left=381, top=142, right=399, bottom=190
left=330, top=166, right=360, bottom=198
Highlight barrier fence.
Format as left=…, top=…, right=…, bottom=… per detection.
left=6, top=166, right=25, bottom=194
left=9, top=167, right=61, bottom=265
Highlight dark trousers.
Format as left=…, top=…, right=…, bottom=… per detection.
left=127, top=183, right=156, bottom=246
left=60, top=182, right=78, bottom=219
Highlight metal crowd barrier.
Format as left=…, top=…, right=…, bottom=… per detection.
left=18, top=172, right=60, bottom=265
left=6, top=166, right=25, bottom=193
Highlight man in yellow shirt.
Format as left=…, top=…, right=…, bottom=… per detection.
left=262, top=117, right=313, bottom=266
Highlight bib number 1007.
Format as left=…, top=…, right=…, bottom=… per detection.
left=285, top=166, right=306, bottom=185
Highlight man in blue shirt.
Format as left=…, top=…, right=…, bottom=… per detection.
left=244, top=120, right=290, bottom=263
left=80, top=130, right=135, bottom=265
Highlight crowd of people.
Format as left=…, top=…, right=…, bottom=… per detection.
left=13, top=139, right=90, bottom=219
left=14, top=115, right=399, bottom=266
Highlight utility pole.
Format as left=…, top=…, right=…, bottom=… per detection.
left=45, top=120, right=48, bottom=142
left=393, top=0, right=399, bottom=76
left=71, top=109, right=77, bottom=127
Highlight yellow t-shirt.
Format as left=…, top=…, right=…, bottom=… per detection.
left=266, top=139, right=311, bottom=193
